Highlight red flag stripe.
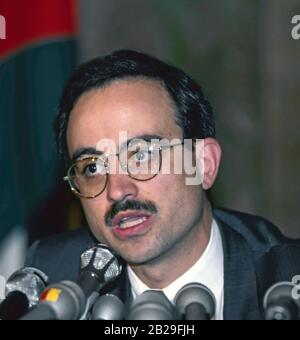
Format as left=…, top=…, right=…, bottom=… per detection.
left=0, top=0, right=77, bottom=58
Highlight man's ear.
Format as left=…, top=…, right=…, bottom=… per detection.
left=195, top=138, right=222, bottom=190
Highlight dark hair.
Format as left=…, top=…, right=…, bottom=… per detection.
left=55, top=49, right=216, bottom=166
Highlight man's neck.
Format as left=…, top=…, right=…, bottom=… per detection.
left=129, top=203, right=213, bottom=289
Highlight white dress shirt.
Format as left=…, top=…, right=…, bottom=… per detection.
left=127, top=219, right=224, bottom=320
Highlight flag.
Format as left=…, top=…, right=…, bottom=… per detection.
left=0, top=0, right=77, bottom=267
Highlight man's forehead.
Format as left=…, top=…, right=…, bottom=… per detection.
left=70, top=78, right=176, bottom=124
left=67, top=78, right=183, bottom=156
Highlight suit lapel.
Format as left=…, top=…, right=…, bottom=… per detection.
left=215, top=214, right=263, bottom=320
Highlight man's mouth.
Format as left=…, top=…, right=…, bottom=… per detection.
left=110, top=212, right=154, bottom=238
left=118, top=216, right=149, bottom=229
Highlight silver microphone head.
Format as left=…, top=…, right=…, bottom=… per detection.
left=80, top=244, right=123, bottom=283
left=92, top=294, right=124, bottom=320
left=263, top=281, right=300, bottom=320
left=174, top=282, right=216, bottom=319
left=5, top=267, right=48, bottom=308
left=128, top=290, right=180, bottom=320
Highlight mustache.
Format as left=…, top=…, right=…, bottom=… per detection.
left=105, top=200, right=158, bottom=227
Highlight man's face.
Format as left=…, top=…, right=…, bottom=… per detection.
left=67, top=79, right=206, bottom=266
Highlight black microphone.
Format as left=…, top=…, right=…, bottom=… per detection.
left=0, top=267, right=48, bottom=320
left=20, top=244, right=123, bottom=320
left=92, top=294, right=124, bottom=320
left=127, top=290, right=180, bottom=320
left=0, top=291, right=29, bottom=321
left=174, top=283, right=216, bottom=320
left=263, top=281, right=300, bottom=320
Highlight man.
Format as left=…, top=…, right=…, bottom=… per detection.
left=26, top=50, right=300, bottom=320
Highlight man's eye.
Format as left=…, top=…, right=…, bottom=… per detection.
left=132, top=150, right=151, bottom=163
left=83, top=162, right=106, bottom=177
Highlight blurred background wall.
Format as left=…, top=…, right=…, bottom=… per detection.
left=0, top=0, right=300, bottom=276
left=77, top=0, right=300, bottom=238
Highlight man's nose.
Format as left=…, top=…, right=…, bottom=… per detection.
left=106, top=173, right=139, bottom=203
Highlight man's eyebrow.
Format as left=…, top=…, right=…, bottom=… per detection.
left=72, top=147, right=104, bottom=162
left=72, top=135, right=164, bottom=161
left=118, top=134, right=164, bottom=152
left=125, top=134, right=164, bottom=146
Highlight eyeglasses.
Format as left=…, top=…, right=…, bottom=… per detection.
left=63, top=139, right=187, bottom=199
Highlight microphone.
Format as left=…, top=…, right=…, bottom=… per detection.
left=174, top=283, right=216, bottom=320
left=263, top=282, right=300, bottom=320
left=92, top=294, right=124, bottom=320
left=0, top=267, right=48, bottom=320
left=127, top=290, right=180, bottom=320
left=21, top=244, right=123, bottom=320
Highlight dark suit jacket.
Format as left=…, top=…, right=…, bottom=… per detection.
left=25, top=208, right=300, bottom=320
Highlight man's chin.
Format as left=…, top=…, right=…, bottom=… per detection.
left=92, top=231, right=163, bottom=265
left=118, top=249, right=160, bottom=266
